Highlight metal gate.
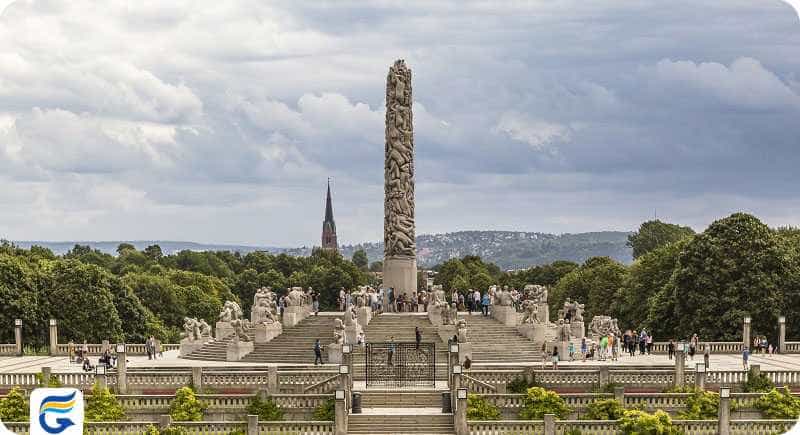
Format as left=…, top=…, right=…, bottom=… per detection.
left=365, top=342, right=435, bottom=387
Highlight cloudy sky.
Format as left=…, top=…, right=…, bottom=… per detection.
left=1, top=1, right=799, bottom=247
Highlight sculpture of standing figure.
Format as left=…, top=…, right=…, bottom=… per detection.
left=333, top=319, right=345, bottom=344
left=457, top=319, right=468, bottom=343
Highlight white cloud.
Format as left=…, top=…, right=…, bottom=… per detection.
left=495, top=112, right=570, bottom=151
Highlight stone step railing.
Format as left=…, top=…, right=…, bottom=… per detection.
left=468, top=419, right=796, bottom=435
left=3, top=420, right=335, bottom=435
left=706, top=369, right=800, bottom=387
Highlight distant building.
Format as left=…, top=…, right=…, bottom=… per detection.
left=321, top=179, right=338, bottom=252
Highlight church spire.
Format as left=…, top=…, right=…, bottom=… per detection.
left=321, top=178, right=338, bottom=252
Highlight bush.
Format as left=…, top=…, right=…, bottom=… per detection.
left=85, top=382, right=126, bottom=421
left=0, top=386, right=29, bottom=422
left=591, top=382, right=621, bottom=394
left=312, top=399, right=335, bottom=421
left=743, top=368, right=775, bottom=393
left=169, top=386, right=207, bottom=422
left=35, top=373, right=63, bottom=387
left=518, top=387, right=571, bottom=420
left=619, top=410, right=681, bottom=435
left=678, top=390, right=718, bottom=420
left=144, top=425, right=160, bottom=435
left=755, top=387, right=800, bottom=419
left=565, top=430, right=583, bottom=435
left=246, top=395, right=284, bottom=421
left=160, top=428, right=188, bottom=435
left=508, top=375, right=541, bottom=394
left=466, top=394, right=501, bottom=420
left=583, top=399, right=625, bottom=420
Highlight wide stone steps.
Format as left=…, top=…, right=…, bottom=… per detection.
left=357, top=391, right=445, bottom=408
left=458, top=314, right=541, bottom=363
left=347, top=412, right=454, bottom=434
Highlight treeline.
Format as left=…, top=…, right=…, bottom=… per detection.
left=432, top=213, right=800, bottom=342
left=0, top=244, right=372, bottom=346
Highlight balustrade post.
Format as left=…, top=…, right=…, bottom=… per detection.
left=544, top=414, right=555, bottom=435
left=117, top=344, right=128, bottom=394
left=743, top=317, right=751, bottom=350
left=192, top=366, right=203, bottom=391
left=674, top=349, right=685, bottom=387
left=158, top=415, right=171, bottom=431
left=598, top=366, right=609, bottom=389
left=695, top=363, right=706, bottom=390
left=452, top=372, right=461, bottom=412
left=454, top=387, right=468, bottom=435
left=750, top=364, right=760, bottom=377
left=613, top=386, right=625, bottom=404
left=14, top=319, right=22, bottom=356
left=41, top=366, right=52, bottom=386
left=779, top=316, right=786, bottom=354
left=717, top=387, right=730, bottom=435
left=96, top=373, right=107, bottom=390
left=334, top=390, right=348, bottom=435
left=247, top=414, right=258, bottom=435
left=268, top=365, right=278, bottom=393
left=48, top=319, right=58, bottom=356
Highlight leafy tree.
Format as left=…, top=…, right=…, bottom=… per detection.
left=246, top=395, right=284, bottom=421
left=144, top=244, right=164, bottom=260
left=169, top=387, right=207, bottom=421
left=116, top=243, right=136, bottom=255
left=619, top=410, right=680, bottom=435
left=627, top=220, right=694, bottom=259
left=466, top=394, right=501, bottom=420
left=0, top=386, right=28, bottom=422
left=518, top=387, right=571, bottom=420
left=351, top=249, right=369, bottom=270
left=85, top=383, right=126, bottom=421
left=368, top=261, right=383, bottom=272
left=620, top=241, right=685, bottom=331
left=583, top=399, right=626, bottom=420
left=549, top=257, right=628, bottom=323
left=670, top=213, right=785, bottom=341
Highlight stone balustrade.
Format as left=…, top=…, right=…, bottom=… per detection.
left=609, top=369, right=677, bottom=388
left=3, top=420, right=335, bottom=435
left=650, top=341, right=747, bottom=354
left=785, top=341, right=800, bottom=353
left=468, top=419, right=796, bottom=435
left=0, top=344, right=17, bottom=355
left=53, top=342, right=181, bottom=356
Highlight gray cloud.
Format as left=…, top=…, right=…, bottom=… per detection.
left=1, top=0, right=799, bottom=246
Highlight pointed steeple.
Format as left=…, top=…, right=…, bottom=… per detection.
left=321, top=178, right=338, bottom=251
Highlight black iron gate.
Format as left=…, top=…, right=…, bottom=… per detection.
left=365, top=342, right=435, bottom=387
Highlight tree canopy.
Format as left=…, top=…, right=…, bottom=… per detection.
left=627, top=220, right=695, bottom=259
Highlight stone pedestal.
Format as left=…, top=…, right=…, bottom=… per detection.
left=14, top=319, right=22, bottom=356
left=327, top=343, right=343, bottom=364
left=216, top=321, right=234, bottom=340
left=254, top=322, right=282, bottom=344
left=458, top=342, right=473, bottom=364
left=283, top=306, right=306, bottom=328
left=383, top=257, right=417, bottom=296
left=226, top=339, right=254, bottom=361
left=743, top=317, right=751, bottom=349
left=428, top=307, right=442, bottom=327
left=570, top=321, right=585, bottom=339
left=438, top=325, right=457, bottom=344
left=179, top=337, right=210, bottom=357
left=779, top=316, right=786, bottom=353
left=344, top=324, right=362, bottom=345
left=492, top=306, right=518, bottom=327
left=536, top=304, right=549, bottom=324
left=48, top=319, right=58, bottom=356
left=356, top=307, right=372, bottom=328
left=519, top=323, right=557, bottom=347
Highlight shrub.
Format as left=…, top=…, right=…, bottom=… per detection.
left=144, top=425, right=160, bottom=435
left=312, top=399, right=335, bottom=421
left=755, top=387, right=800, bottom=419
left=508, top=375, right=540, bottom=394
left=466, top=394, right=501, bottom=420
left=565, top=430, right=583, bottom=435
left=0, top=386, right=29, bottom=422
left=85, top=382, right=126, bottom=421
left=591, top=382, right=621, bottom=394
left=743, top=368, right=775, bottom=393
left=677, top=390, right=718, bottom=420
left=246, top=395, right=284, bottom=421
left=160, top=427, right=188, bottom=435
left=518, top=387, right=571, bottom=420
left=169, top=386, right=207, bottom=422
left=583, top=399, right=625, bottom=420
left=619, top=409, right=681, bottom=435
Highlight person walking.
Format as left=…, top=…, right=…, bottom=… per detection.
left=314, top=339, right=323, bottom=365
left=742, top=346, right=749, bottom=371
left=704, top=345, right=710, bottom=369
left=568, top=341, right=575, bottom=361
left=481, top=292, right=490, bottom=316
left=581, top=337, right=587, bottom=362
left=145, top=337, right=154, bottom=360
left=551, top=346, right=559, bottom=370
left=312, top=291, right=320, bottom=315
left=668, top=339, right=675, bottom=360
left=388, top=337, right=396, bottom=366
left=415, top=326, right=422, bottom=350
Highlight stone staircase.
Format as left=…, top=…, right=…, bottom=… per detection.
left=347, top=412, right=454, bottom=434
left=459, top=313, right=541, bottom=363
left=183, top=314, right=339, bottom=364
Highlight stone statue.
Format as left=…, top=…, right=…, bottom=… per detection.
left=182, top=317, right=202, bottom=341
left=573, top=302, right=585, bottom=323
left=219, top=301, right=243, bottom=322
left=524, top=284, right=548, bottom=305
left=199, top=319, right=212, bottom=338
left=253, top=286, right=274, bottom=308
left=353, top=287, right=368, bottom=308
left=589, top=315, right=618, bottom=337
left=520, top=300, right=540, bottom=324
left=384, top=60, right=415, bottom=259
left=285, top=287, right=305, bottom=307
left=497, top=287, right=513, bottom=307
left=557, top=319, right=571, bottom=342
left=333, top=318, right=345, bottom=344
left=430, top=285, right=447, bottom=308
left=457, top=319, right=468, bottom=343
left=230, top=318, right=250, bottom=342
left=344, top=306, right=357, bottom=326
left=253, top=299, right=278, bottom=325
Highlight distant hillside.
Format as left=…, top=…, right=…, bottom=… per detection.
left=13, top=230, right=633, bottom=269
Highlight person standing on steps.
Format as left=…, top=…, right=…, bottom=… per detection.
left=314, top=339, right=323, bottom=365
left=415, top=326, right=422, bottom=350
left=388, top=337, right=396, bottom=366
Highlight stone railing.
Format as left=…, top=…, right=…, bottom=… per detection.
left=302, top=374, right=341, bottom=394
left=650, top=341, right=745, bottom=354
left=706, top=370, right=800, bottom=388
left=281, top=370, right=338, bottom=394
left=609, top=369, right=679, bottom=388
left=115, top=393, right=331, bottom=420
left=468, top=419, right=796, bottom=435
left=785, top=342, right=800, bottom=353
left=54, top=343, right=181, bottom=356
left=3, top=421, right=335, bottom=435
left=0, top=344, right=18, bottom=355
